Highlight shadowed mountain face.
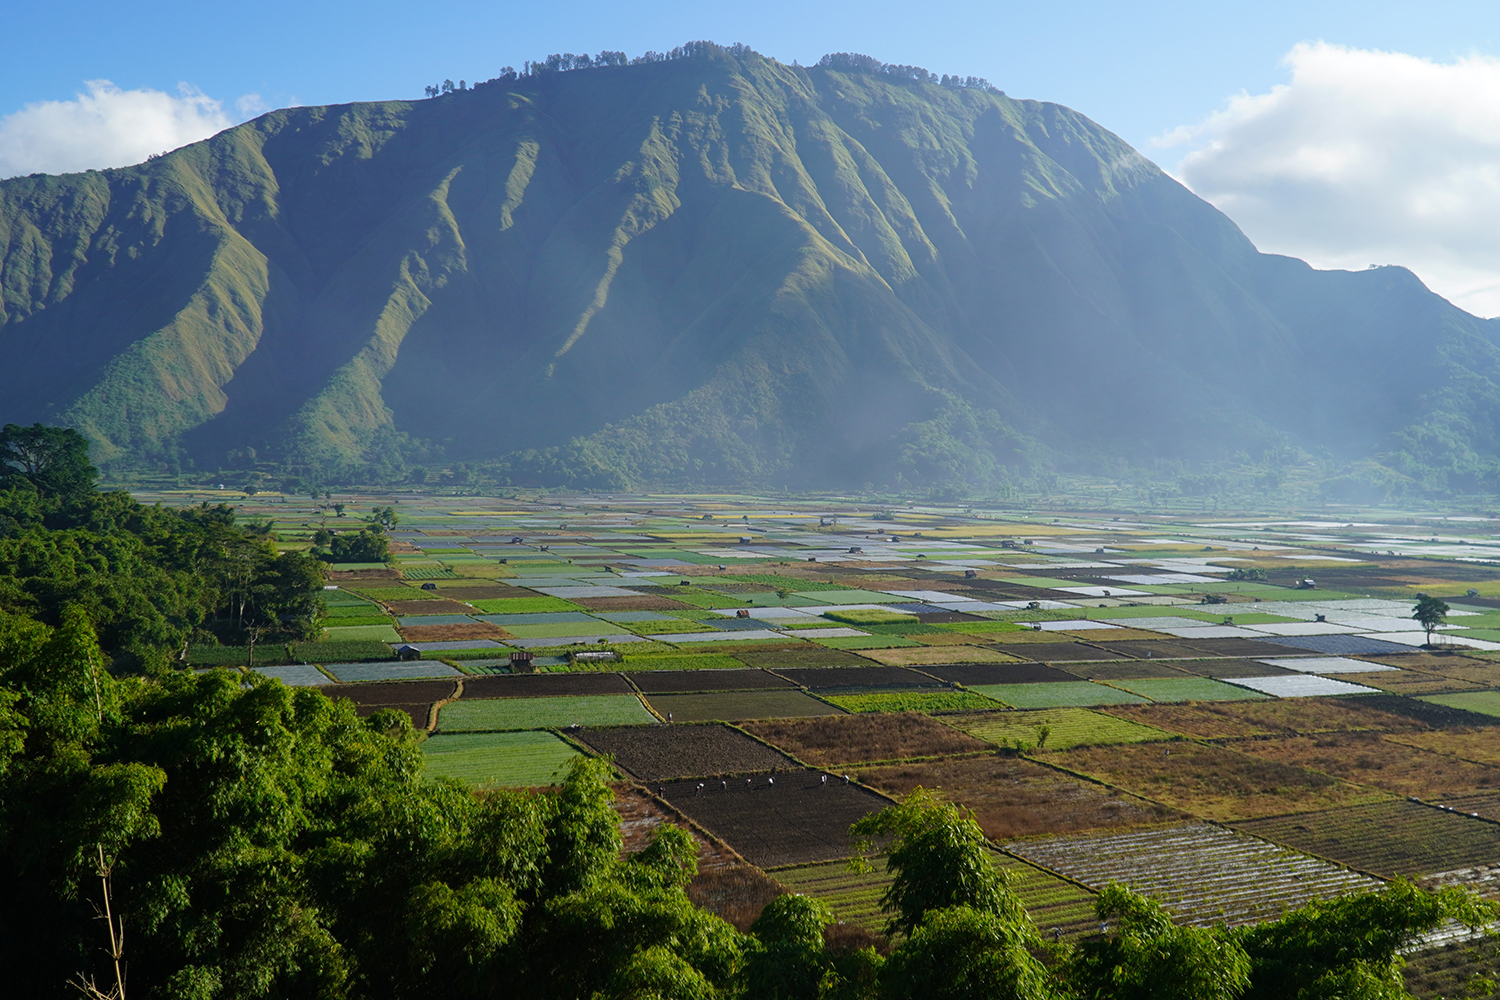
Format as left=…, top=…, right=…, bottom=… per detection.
left=3, top=48, right=1498, bottom=489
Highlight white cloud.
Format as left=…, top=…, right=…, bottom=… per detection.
left=0, top=80, right=235, bottom=179
left=1160, top=42, right=1500, bottom=317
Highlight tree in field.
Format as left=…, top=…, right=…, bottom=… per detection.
left=1067, top=886, right=1249, bottom=1000
left=1412, top=595, right=1450, bottom=645
left=851, top=789, right=1058, bottom=999
left=1236, top=879, right=1494, bottom=1000
left=0, top=423, right=98, bottom=498
left=851, top=789, right=1021, bottom=938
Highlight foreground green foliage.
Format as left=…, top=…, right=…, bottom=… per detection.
left=0, top=486, right=323, bottom=667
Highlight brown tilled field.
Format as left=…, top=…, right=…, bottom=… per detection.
left=662, top=769, right=890, bottom=867
left=1178, top=638, right=1306, bottom=657
left=627, top=669, right=794, bottom=693
left=353, top=702, right=432, bottom=728
left=856, top=646, right=1021, bottom=667
left=611, top=783, right=783, bottom=931
left=741, top=712, right=990, bottom=767
left=1099, top=696, right=1430, bottom=739
left=991, top=642, right=1125, bottom=661
left=1337, top=694, right=1500, bottom=729
left=398, top=623, right=510, bottom=642
left=317, top=679, right=459, bottom=705
left=643, top=690, right=845, bottom=722
left=1050, top=741, right=1389, bottom=821
left=1168, top=659, right=1298, bottom=679
left=771, top=665, right=942, bottom=689
left=1329, top=670, right=1483, bottom=695
left=574, top=595, right=698, bottom=611
left=386, top=599, right=476, bottom=616
left=1089, top=640, right=1226, bottom=659
left=732, top=648, right=877, bottom=670
left=460, top=673, right=634, bottom=698
left=1056, top=660, right=1196, bottom=681
left=923, top=662, right=1079, bottom=685
left=432, top=585, right=535, bottom=600
left=853, top=755, right=1180, bottom=840
left=1434, top=791, right=1500, bottom=820
left=1357, top=651, right=1500, bottom=676
left=1227, top=732, right=1500, bottom=797
left=580, top=724, right=796, bottom=780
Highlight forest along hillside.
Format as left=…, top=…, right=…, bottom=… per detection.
left=2, top=44, right=1499, bottom=491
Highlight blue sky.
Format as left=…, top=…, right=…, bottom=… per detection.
left=2, top=0, right=1494, bottom=153
left=5, top=0, right=1500, bottom=312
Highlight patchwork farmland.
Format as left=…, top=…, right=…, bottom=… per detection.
left=144, top=486, right=1500, bottom=981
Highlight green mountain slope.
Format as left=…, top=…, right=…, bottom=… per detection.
left=3, top=45, right=1498, bottom=490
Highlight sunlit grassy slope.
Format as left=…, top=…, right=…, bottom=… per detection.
left=3, top=46, right=1498, bottom=489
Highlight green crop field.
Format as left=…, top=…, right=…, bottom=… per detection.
left=438, top=694, right=656, bottom=731
left=322, top=624, right=401, bottom=642
left=344, top=587, right=424, bottom=601
left=503, top=621, right=633, bottom=638
left=818, top=636, right=922, bottom=650
left=772, top=854, right=1096, bottom=937
left=973, top=682, right=1149, bottom=709
left=422, top=731, right=585, bottom=788
left=822, top=609, right=917, bottom=625
left=617, top=654, right=749, bottom=671
left=822, top=690, right=1004, bottom=714
left=292, top=639, right=395, bottom=663
left=1235, top=800, right=1500, bottom=881
left=1105, top=677, right=1270, bottom=703
left=469, top=598, right=586, bottom=614
left=770, top=860, right=889, bottom=930
left=794, top=590, right=904, bottom=604
left=1419, top=691, right=1500, bottom=718
left=951, top=707, right=1176, bottom=751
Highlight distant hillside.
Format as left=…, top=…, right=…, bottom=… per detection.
left=3, top=42, right=1498, bottom=493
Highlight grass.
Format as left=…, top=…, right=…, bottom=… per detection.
left=950, top=707, right=1175, bottom=752
left=1051, top=741, right=1389, bottom=822
left=422, top=731, right=584, bottom=787
left=974, top=682, right=1149, bottom=709
left=1098, top=698, right=1430, bottom=740
left=438, top=694, right=656, bottom=731
left=854, top=755, right=1181, bottom=841
left=821, top=689, right=1003, bottom=714
left=1228, top=733, right=1500, bottom=797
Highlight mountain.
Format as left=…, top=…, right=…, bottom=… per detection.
left=3, top=43, right=1499, bottom=492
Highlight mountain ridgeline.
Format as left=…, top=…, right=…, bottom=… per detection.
left=3, top=44, right=1499, bottom=492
